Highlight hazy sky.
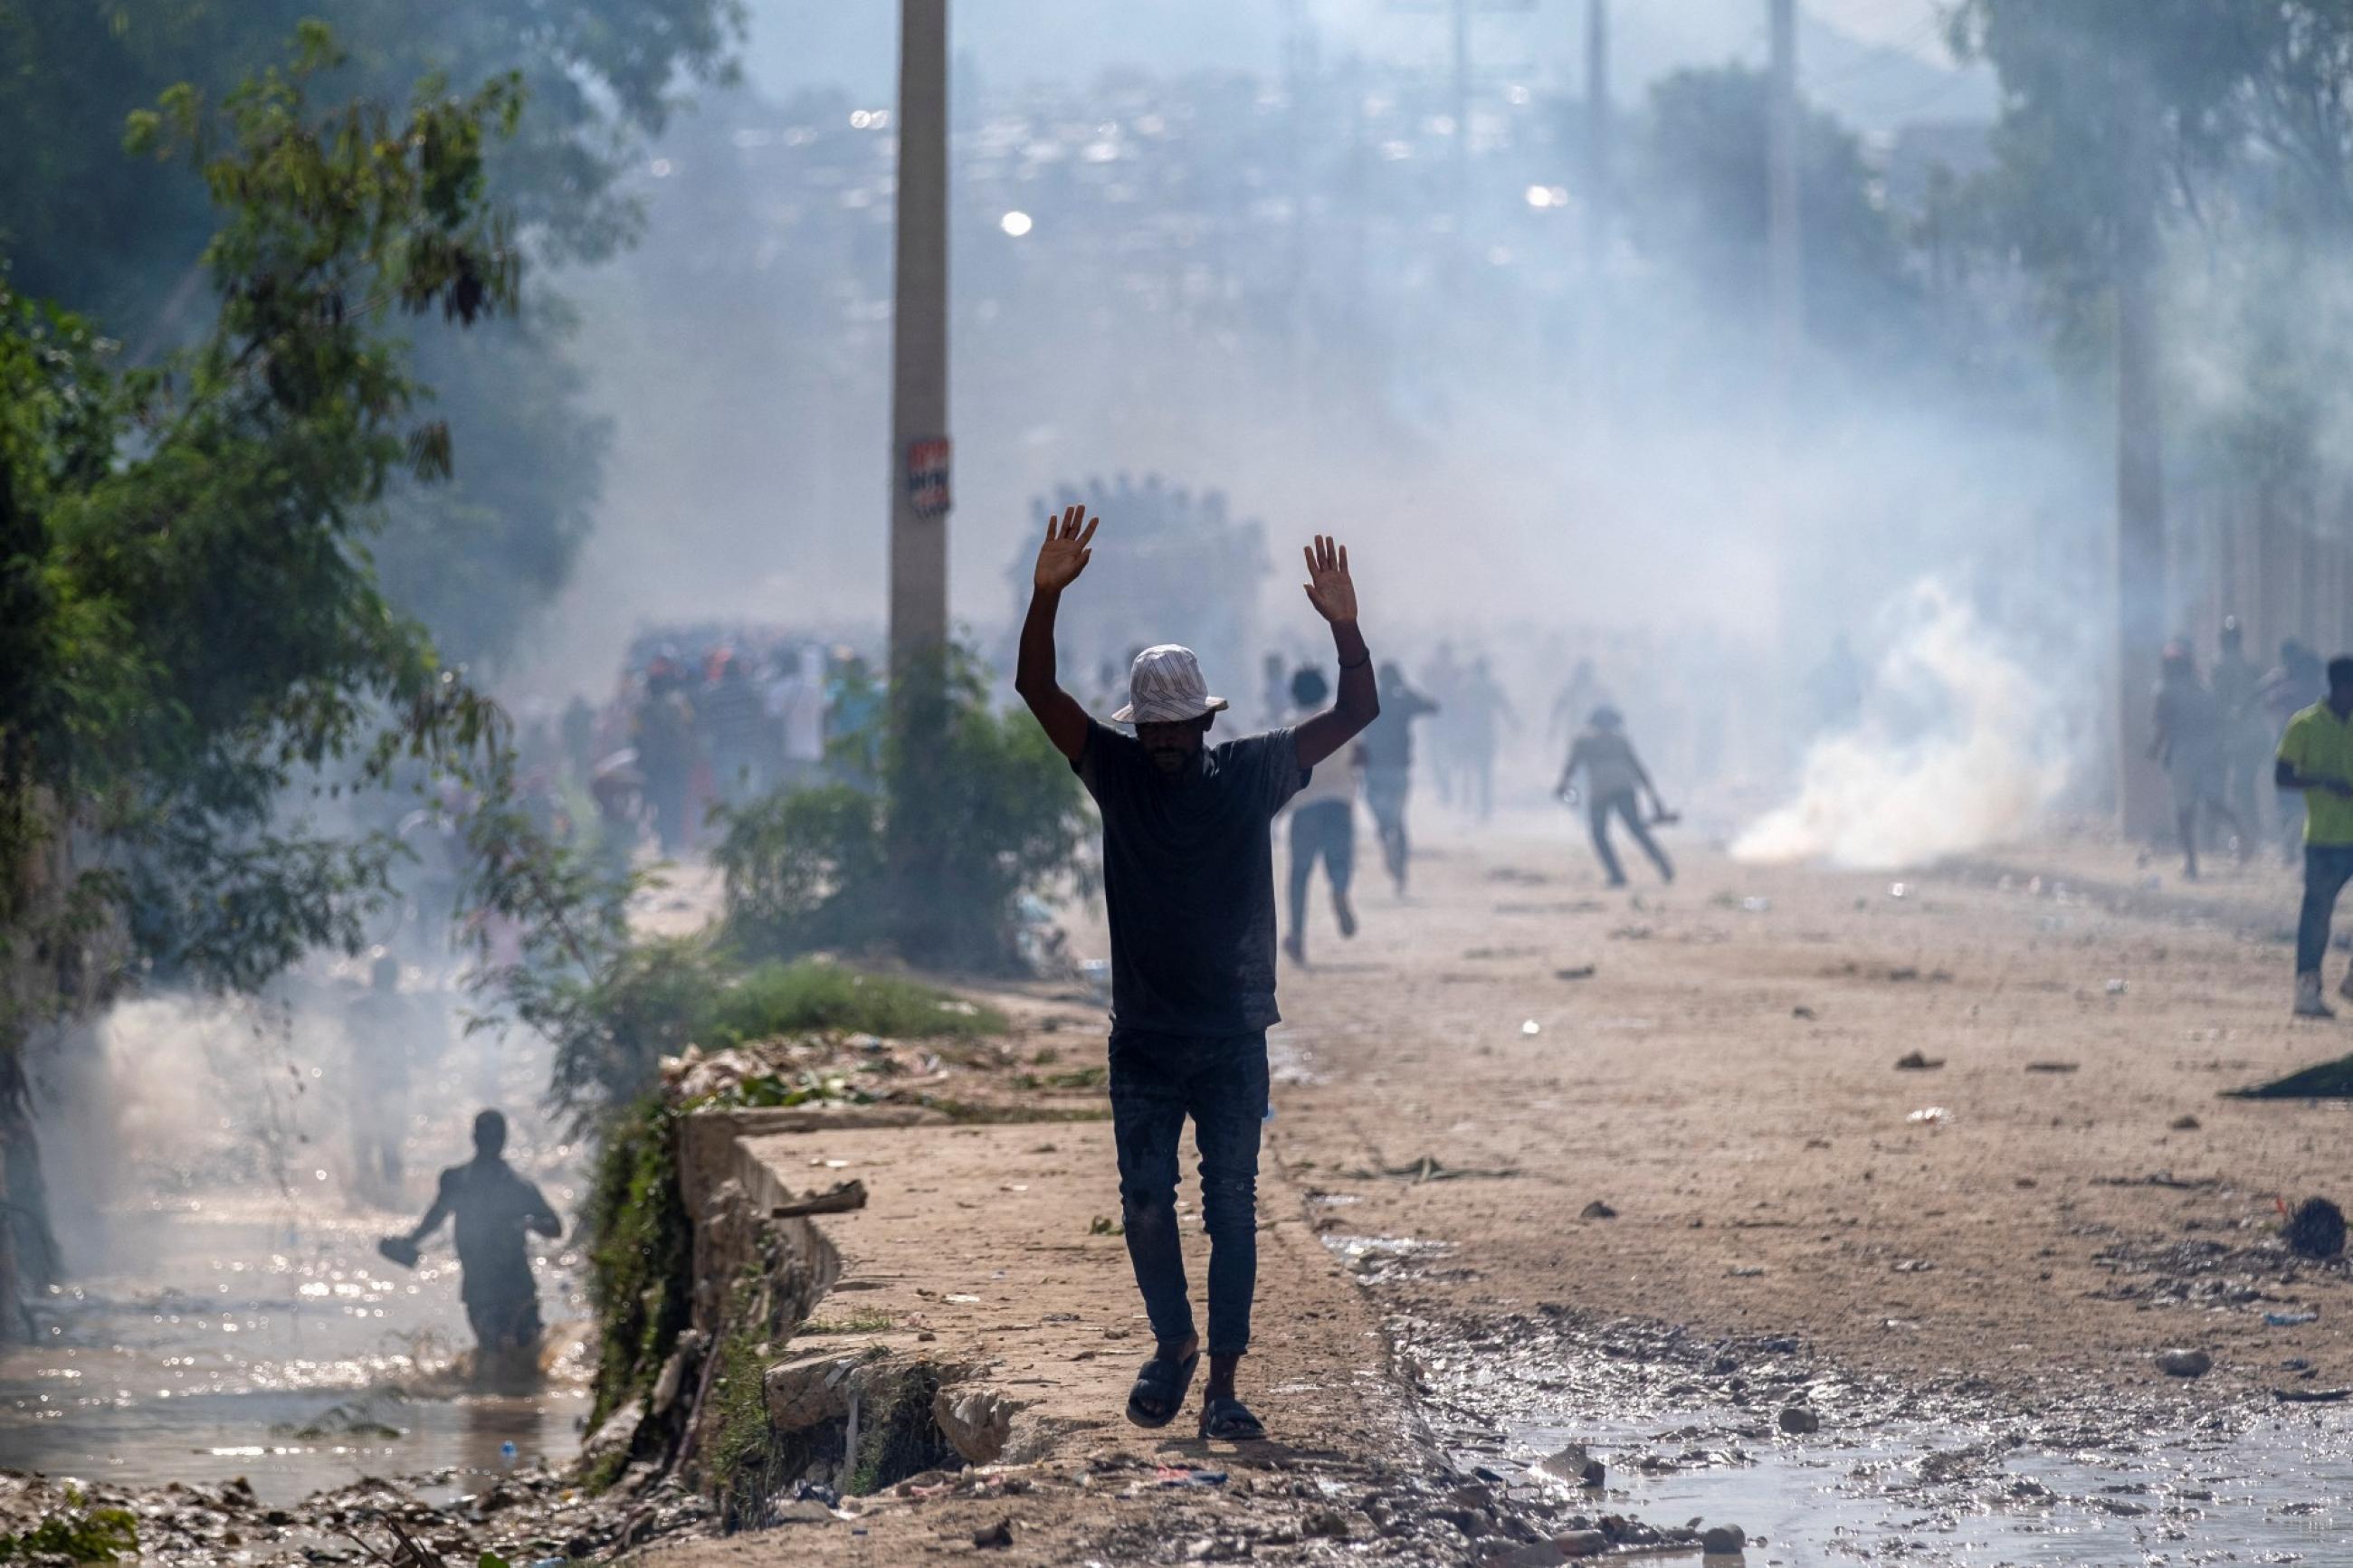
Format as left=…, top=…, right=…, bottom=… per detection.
left=737, top=0, right=1990, bottom=133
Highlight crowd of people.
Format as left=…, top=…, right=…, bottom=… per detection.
left=2148, top=620, right=2336, bottom=879
left=515, top=634, right=884, bottom=864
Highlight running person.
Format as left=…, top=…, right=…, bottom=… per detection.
left=1281, top=666, right=1358, bottom=965
left=2277, top=655, right=2353, bottom=1018
left=1015, top=506, right=1377, bottom=1442
left=1356, top=661, right=1439, bottom=894
left=1557, top=706, right=1673, bottom=886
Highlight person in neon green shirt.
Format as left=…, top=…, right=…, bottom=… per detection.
left=2275, top=655, right=2353, bottom=1017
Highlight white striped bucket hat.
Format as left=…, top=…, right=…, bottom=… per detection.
left=1114, top=644, right=1230, bottom=724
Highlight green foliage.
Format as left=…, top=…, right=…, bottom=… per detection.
left=1637, top=66, right=1917, bottom=361
left=0, top=1504, right=139, bottom=1563
left=0, top=0, right=744, bottom=662
left=1952, top=3, right=2353, bottom=493
left=701, top=960, right=1005, bottom=1045
left=800, top=1308, right=896, bottom=1335
left=0, top=31, right=527, bottom=1051
left=703, top=1276, right=786, bottom=1526
left=718, top=646, right=1093, bottom=973
left=583, top=1093, right=693, bottom=1434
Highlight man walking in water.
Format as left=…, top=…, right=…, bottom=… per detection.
left=1015, top=504, right=1377, bottom=1442
left=383, top=1110, right=562, bottom=1385
left=2277, top=656, right=2353, bottom=1017
left=1557, top=706, right=1674, bottom=886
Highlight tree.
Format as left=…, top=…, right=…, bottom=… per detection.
left=0, top=0, right=743, bottom=663
left=1635, top=65, right=1918, bottom=366
left=0, top=26, right=529, bottom=1326
left=1950, top=3, right=2253, bottom=839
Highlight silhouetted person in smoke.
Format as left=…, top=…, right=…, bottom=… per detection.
left=1281, top=667, right=1358, bottom=965
left=1454, top=655, right=1517, bottom=822
left=635, top=655, right=697, bottom=854
left=386, top=1110, right=562, bottom=1385
left=2212, top=617, right=2263, bottom=833
left=1015, top=504, right=1377, bottom=1443
left=2269, top=639, right=2329, bottom=861
left=2278, top=655, right=2353, bottom=1018
left=1547, top=658, right=1605, bottom=753
left=1558, top=707, right=1673, bottom=887
left=700, top=650, right=766, bottom=806
left=1357, top=660, right=1439, bottom=894
left=345, top=953, right=419, bottom=1204
left=2151, top=643, right=2247, bottom=881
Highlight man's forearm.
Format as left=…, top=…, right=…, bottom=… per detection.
left=1015, top=586, right=1062, bottom=699
left=1330, top=619, right=1376, bottom=724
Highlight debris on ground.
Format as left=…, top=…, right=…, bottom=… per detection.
left=2025, top=1060, right=2079, bottom=1073
left=1578, top=1201, right=1616, bottom=1221
left=1893, top=1050, right=1943, bottom=1070
left=2284, top=1196, right=2348, bottom=1260
left=1536, top=1444, right=1607, bottom=1487
left=1342, top=1155, right=1522, bottom=1183
left=1554, top=965, right=1597, bottom=981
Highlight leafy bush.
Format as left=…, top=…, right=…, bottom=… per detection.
left=717, top=645, right=1091, bottom=972
left=700, top=961, right=1004, bottom=1045
left=0, top=1503, right=138, bottom=1563
left=545, top=936, right=1005, bottom=1119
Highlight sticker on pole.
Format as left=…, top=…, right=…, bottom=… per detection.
left=907, top=436, right=952, bottom=519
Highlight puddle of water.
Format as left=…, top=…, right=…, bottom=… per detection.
left=0, top=1200, right=587, bottom=1505
left=1490, top=1408, right=2353, bottom=1564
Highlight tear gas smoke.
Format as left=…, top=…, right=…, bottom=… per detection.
left=1732, top=581, right=2078, bottom=870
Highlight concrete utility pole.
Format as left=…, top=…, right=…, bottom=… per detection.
left=887, top=0, right=952, bottom=955
left=2113, top=106, right=2170, bottom=841
left=1584, top=0, right=1609, bottom=280
left=1452, top=0, right=1472, bottom=210
left=1767, top=0, right=1803, bottom=421
left=889, top=0, right=950, bottom=672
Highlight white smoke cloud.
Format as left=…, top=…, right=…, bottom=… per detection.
left=1732, top=580, right=2077, bottom=869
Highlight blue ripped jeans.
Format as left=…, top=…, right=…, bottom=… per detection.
left=1108, top=1030, right=1268, bottom=1357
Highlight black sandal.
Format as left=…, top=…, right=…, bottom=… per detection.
left=1126, top=1350, right=1200, bottom=1429
left=1196, top=1393, right=1267, bottom=1442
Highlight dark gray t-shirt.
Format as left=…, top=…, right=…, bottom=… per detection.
left=1076, top=719, right=1307, bottom=1035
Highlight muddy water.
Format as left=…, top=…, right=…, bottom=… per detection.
left=1479, top=1408, right=2351, bottom=1563
left=0, top=1195, right=589, bottom=1505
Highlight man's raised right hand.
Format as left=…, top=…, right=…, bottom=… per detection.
left=1034, top=503, right=1100, bottom=593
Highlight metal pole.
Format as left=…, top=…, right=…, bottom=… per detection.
left=1765, top=0, right=1803, bottom=762
left=887, top=0, right=950, bottom=956
left=1452, top=0, right=1472, bottom=214
left=1767, top=0, right=1802, bottom=416
left=1585, top=0, right=1609, bottom=280
left=890, top=0, right=950, bottom=670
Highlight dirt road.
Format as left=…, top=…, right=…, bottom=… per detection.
left=1266, top=818, right=2353, bottom=1408
left=652, top=813, right=2353, bottom=1564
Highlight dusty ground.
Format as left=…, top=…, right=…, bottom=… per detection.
left=644, top=811, right=2353, bottom=1563
left=34, top=814, right=2353, bottom=1565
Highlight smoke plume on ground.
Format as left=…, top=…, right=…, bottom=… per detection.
left=1733, top=581, right=2075, bottom=870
